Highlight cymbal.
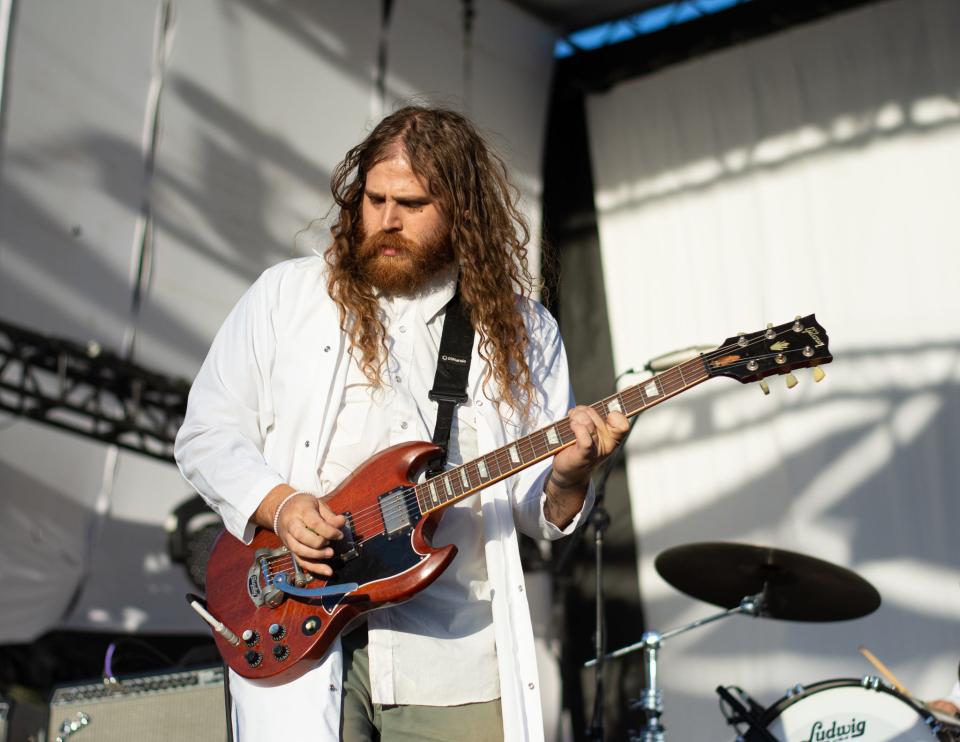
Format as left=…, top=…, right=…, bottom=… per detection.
left=654, top=542, right=881, bottom=622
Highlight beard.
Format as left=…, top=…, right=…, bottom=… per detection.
left=356, top=226, right=454, bottom=296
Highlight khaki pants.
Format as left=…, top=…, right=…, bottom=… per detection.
left=340, top=626, right=504, bottom=742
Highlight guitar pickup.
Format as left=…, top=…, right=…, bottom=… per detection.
left=379, top=486, right=415, bottom=538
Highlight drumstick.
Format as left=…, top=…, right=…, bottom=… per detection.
left=858, top=645, right=911, bottom=696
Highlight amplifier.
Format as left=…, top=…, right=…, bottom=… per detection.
left=0, top=692, right=46, bottom=742
left=48, top=666, right=227, bottom=742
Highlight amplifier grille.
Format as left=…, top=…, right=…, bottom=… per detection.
left=48, top=667, right=226, bottom=742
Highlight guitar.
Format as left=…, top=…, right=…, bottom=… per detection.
left=201, top=315, right=832, bottom=679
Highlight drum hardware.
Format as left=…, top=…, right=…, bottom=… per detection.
left=585, top=542, right=882, bottom=741
left=858, top=645, right=960, bottom=736
left=716, top=685, right=779, bottom=742
left=858, top=645, right=911, bottom=696
left=586, top=593, right=767, bottom=741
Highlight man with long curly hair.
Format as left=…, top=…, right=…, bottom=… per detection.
left=176, top=106, right=628, bottom=741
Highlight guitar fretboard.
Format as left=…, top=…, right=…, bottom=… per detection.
left=413, top=355, right=711, bottom=514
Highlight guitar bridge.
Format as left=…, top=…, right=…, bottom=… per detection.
left=247, top=545, right=291, bottom=608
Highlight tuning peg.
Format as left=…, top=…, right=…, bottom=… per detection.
left=765, top=323, right=776, bottom=340
left=793, top=316, right=804, bottom=332
left=759, top=380, right=770, bottom=395
left=812, top=366, right=826, bottom=383
left=785, top=372, right=798, bottom=389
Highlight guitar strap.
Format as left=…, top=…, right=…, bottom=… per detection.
left=426, top=285, right=475, bottom=479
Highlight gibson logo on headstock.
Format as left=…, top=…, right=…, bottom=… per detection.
left=804, top=327, right=825, bottom=348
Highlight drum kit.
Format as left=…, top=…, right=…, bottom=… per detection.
left=586, top=541, right=960, bottom=742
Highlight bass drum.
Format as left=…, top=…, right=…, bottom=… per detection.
left=762, top=678, right=960, bottom=741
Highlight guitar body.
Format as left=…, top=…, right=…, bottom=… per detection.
left=204, top=441, right=457, bottom=681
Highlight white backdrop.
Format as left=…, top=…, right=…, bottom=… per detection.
left=0, top=0, right=554, bottom=641
left=587, top=0, right=960, bottom=736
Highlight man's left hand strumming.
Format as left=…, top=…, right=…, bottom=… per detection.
left=544, top=405, right=630, bottom=528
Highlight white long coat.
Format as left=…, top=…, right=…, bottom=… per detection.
left=175, top=256, right=592, bottom=741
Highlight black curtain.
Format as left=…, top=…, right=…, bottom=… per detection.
left=541, top=79, right=646, bottom=741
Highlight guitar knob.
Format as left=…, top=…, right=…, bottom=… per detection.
left=268, top=623, right=286, bottom=639
left=812, top=366, right=826, bottom=383
left=759, top=380, right=770, bottom=396
left=242, top=629, right=260, bottom=646
left=272, top=644, right=290, bottom=662
left=785, top=373, right=798, bottom=389
left=244, top=650, right=262, bottom=668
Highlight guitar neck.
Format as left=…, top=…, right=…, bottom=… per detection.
left=414, top=355, right=711, bottom=515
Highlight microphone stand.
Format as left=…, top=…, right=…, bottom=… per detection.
left=583, top=413, right=641, bottom=741
left=579, top=349, right=711, bottom=739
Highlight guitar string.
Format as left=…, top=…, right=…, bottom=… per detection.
left=263, top=339, right=820, bottom=578
left=291, top=330, right=816, bottom=542
left=262, top=326, right=823, bottom=576
left=262, top=324, right=824, bottom=576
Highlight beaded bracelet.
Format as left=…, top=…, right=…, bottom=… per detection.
left=272, top=490, right=311, bottom=534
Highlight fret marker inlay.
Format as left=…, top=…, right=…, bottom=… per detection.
left=460, top=469, right=470, bottom=488
left=428, top=482, right=439, bottom=503
left=546, top=427, right=560, bottom=445
left=443, top=477, right=454, bottom=498
left=608, top=398, right=622, bottom=413
left=478, top=461, right=489, bottom=479
left=644, top=381, right=660, bottom=398
left=509, top=446, right=520, bottom=464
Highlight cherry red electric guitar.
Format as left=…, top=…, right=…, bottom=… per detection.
left=200, top=315, right=833, bottom=680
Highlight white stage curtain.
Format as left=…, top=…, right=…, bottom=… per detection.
left=0, top=0, right=554, bottom=641
left=587, top=0, right=960, bottom=736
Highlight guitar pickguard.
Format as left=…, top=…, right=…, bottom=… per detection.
left=319, top=510, right=426, bottom=613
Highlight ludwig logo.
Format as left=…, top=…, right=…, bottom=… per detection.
left=802, top=718, right=867, bottom=742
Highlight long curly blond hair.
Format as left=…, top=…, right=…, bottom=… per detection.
left=325, top=106, right=537, bottom=418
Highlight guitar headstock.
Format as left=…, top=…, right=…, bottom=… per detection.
left=704, top=314, right=832, bottom=391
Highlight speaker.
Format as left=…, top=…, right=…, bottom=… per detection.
left=48, top=666, right=226, bottom=742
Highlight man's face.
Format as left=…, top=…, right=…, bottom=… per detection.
left=358, top=152, right=453, bottom=295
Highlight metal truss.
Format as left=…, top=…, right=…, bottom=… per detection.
left=0, top=318, right=190, bottom=463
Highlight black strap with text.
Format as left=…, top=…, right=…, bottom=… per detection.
left=427, top=288, right=475, bottom=479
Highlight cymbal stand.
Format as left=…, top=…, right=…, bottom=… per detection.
left=585, top=593, right=766, bottom=741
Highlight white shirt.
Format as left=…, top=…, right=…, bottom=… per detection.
left=320, top=271, right=499, bottom=706
left=174, top=257, right=591, bottom=741
left=947, top=680, right=960, bottom=706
